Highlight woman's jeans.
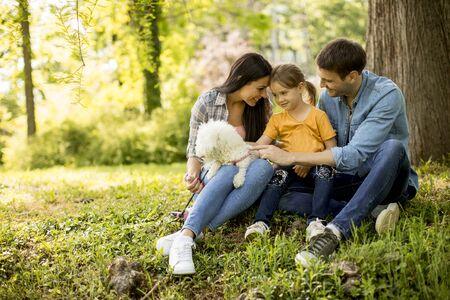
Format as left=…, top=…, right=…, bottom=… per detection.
left=277, top=139, right=415, bottom=240
left=183, top=159, right=273, bottom=237
left=254, top=165, right=336, bottom=226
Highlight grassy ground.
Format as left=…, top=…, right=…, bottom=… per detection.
left=0, top=161, right=449, bottom=299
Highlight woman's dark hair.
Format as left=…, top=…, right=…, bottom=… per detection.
left=215, top=53, right=272, bottom=142
left=316, top=38, right=366, bottom=79
left=270, top=64, right=317, bottom=105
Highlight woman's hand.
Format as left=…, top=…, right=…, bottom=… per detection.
left=293, top=165, right=310, bottom=178
left=185, top=157, right=204, bottom=193
left=185, top=173, right=204, bottom=194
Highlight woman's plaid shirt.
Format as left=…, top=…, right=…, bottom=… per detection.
left=187, top=89, right=229, bottom=158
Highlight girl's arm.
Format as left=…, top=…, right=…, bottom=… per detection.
left=324, top=137, right=337, bottom=149
left=247, top=135, right=275, bottom=146
left=255, top=135, right=273, bottom=145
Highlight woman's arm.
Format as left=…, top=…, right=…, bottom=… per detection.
left=185, top=156, right=204, bottom=193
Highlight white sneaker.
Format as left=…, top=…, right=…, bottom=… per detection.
left=306, top=219, right=326, bottom=242
left=375, top=203, right=400, bottom=234
left=156, top=230, right=203, bottom=256
left=169, top=235, right=196, bottom=275
left=156, top=230, right=181, bottom=256
left=295, top=250, right=318, bottom=267
left=245, top=221, right=270, bottom=240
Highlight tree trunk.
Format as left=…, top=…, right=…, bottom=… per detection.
left=366, top=0, right=450, bottom=164
left=18, top=0, right=36, bottom=136
left=131, top=0, right=161, bottom=115
left=143, top=0, right=161, bottom=115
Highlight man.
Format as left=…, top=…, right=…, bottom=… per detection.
left=253, top=38, right=418, bottom=267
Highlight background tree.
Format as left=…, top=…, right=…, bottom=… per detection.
left=366, top=0, right=450, bottom=164
left=130, top=0, right=162, bottom=115
left=18, top=0, right=36, bottom=136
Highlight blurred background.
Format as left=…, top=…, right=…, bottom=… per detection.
left=0, top=0, right=447, bottom=170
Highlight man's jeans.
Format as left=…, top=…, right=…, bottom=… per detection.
left=278, top=139, right=414, bottom=240
left=183, top=159, right=273, bottom=237
left=255, top=165, right=337, bottom=226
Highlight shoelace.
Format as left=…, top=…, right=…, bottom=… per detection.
left=250, top=222, right=268, bottom=230
left=175, top=241, right=195, bottom=261
left=309, top=231, right=338, bottom=256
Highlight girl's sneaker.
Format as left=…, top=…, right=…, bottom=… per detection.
left=244, top=221, right=270, bottom=240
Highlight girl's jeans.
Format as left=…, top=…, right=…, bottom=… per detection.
left=277, top=139, right=415, bottom=240
left=254, top=165, right=337, bottom=226
left=183, top=159, right=273, bottom=237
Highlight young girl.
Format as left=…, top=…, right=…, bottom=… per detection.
left=156, top=53, right=274, bottom=275
left=245, top=64, right=338, bottom=241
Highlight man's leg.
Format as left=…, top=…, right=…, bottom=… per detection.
left=296, top=140, right=411, bottom=267
left=330, top=140, right=411, bottom=239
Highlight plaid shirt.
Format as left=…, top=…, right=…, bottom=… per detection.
left=187, top=89, right=229, bottom=158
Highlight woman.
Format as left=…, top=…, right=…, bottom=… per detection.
left=156, top=53, right=274, bottom=275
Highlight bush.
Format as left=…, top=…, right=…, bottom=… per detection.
left=146, top=102, right=191, bottom=163
left=3, top=104, right=192, bottom=169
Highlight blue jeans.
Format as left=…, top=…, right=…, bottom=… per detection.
left=255, top=165, right=336, bottom=226
left=182, top=159, right=273, bottom=237
left=278, top=139, right=415, bottom=240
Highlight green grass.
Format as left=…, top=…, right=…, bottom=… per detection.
left=0, top=161, right=449, bottom=299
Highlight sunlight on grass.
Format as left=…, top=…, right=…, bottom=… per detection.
left=0, top=161, right=449, bottom=299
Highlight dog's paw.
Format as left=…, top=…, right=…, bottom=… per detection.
left=233, top=175, right=244, bottom=188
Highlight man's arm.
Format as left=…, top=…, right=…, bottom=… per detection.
left=251, top=145, right=335, bottom=167
left=332, top=89, right=403, bottom=172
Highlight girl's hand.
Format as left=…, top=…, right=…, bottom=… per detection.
left=293, top=165, right=310, bottom=178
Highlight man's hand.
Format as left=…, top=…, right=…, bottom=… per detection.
left=293, top=165, right=310, bottom=178
left=251, top=145, right=294, bottom=166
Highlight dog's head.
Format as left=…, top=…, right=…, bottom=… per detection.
left=195, top=120, right=247, bottom=161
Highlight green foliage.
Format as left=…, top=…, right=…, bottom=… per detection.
left=3, top=104, right=192, bottom=169
left=0, top=162, right=449, bottom=298
left=304, top=0, right=368, bottom=59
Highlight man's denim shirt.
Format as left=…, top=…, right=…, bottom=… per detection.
left=318, top=70, right=418, bottom=193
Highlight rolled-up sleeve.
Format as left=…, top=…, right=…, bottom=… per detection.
left=187, top=96, right=208, bottom=158
left=333, top=89, right=403, bottom=173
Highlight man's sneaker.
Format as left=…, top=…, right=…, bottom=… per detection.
left=245, top=221, right=270, bottom=240
left=295, top=228, right=340, bottom=268
left=375, top=203, right=400, bottom=234
left=169, top=235, right=196, bottom=275
left=156, top=230, right=203, bottom=256
left=306, top=219, right=326, bottom=242
left=306, top=218, right=325, bottom=242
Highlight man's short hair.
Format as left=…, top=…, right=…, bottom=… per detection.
left=316, top=38, right=366, bottom=79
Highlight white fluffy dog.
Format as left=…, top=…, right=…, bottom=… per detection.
left=195, top=120, right=255, bottom=188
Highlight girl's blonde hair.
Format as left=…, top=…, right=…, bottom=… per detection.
left=270, top=64, right=317, bottom=106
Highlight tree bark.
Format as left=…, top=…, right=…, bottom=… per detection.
left=131, top=0, right=161, bottom=116
left=144, top=0, right=161, bottom=115
left=18, top=0, right=36, bottom=136
left=366, top=0, right=450, bottom=164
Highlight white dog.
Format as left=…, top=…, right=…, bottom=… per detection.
left=195, top=120, right=256, bottom=188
